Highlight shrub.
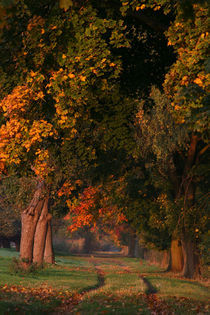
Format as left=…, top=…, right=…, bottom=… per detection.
left=9, top=257, right=41, bottom=275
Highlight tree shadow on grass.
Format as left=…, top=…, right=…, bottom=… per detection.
left=79, top=267, right=105, bottom=294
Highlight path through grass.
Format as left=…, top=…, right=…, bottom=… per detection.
left=0, top=248, right=209, bottom=314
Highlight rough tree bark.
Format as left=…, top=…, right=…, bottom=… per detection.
left=180, top=135, right=201, bottom=278
left=169, top=239, right=184, bottom=272
left=181, top=235, right=201, bottom=278
left=20, top=181, right=44, bottom=266
left=167, top=135, right=201, bottom=278
left=33, top=196, right=52, bottom=266
left=44, top=221, right=55, bottom=264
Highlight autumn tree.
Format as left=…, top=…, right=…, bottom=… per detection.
left=132, top=1, right=209, bottom=278
left=0, top=0, right=136, bottom=266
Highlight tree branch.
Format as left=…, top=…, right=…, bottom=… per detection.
left=195, top=144, right=209, bottom=164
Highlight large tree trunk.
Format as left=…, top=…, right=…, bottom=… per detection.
left=44, top=221, right=55, bottom=264
left=167, top=239, right=183, bottom=272
left=33, top=197, right=52, bottom=266
left=20, top=181, right=45, bottom=266
left=180, top=135, right=201, bottom=279
left=181, top=236, right=200, bottom=278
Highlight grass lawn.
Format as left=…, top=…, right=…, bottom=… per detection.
left=0, top=248, right=209, bottom=314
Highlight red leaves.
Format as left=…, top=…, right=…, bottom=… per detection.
left=64, top=183, right=127, bottom=234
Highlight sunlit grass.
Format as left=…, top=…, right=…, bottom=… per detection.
left=0, top=249, right=98, bottom=292
left=0, top=248, right=209, bottom=314
left=147, top=275, right=210, bottom=301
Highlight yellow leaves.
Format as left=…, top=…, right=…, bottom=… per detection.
left=58, top=68, right=64, bottom=73
left=0, top=85, right=33, bottom=117
left=62, top=54, right=66, bottom=59
left=181, top=76, right=189, bottom=86
left=68, top=73, right=75, bottom=79
left=26, top=120, right=55, bottom=148
left=193, top=73, right=209, bottom=88
left=175, top=22, right=183, bottom=28
left=71, top=128, right=77, bottom=134
left=85, top=55, right=93, bottom=61
left=74, top=112, right=80, bottom=118
left=174, top=105, right=181, bottom=111
left=201, top=32, right=208, bottom=39
left=37, top=91, right=45, bottom=99
left=55, top=104, right=67, bottom=116
left=33, top=148, right=54, bottom=178
left=58, top=91, right=65, bottom=98
left=109, top=62, right=116, bottom=67
left=79, top=75, right=86, bottom=82
left=0, top=119, right=27, bottom=164
left=154, top=5, right=161, bottom=11
left=194, top=77, right=203, bottom=87
left=59, top=115, right=68, bottom=124
left=177, top=118, right=185, bottom=124
left=136, top=4, right=146, bottom=11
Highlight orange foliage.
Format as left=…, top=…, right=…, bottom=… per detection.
left=0, top=81, right=57, bottom=177
left=0, top=85, right=33, bottom=117
left=64, top=182, right=127, bottom=236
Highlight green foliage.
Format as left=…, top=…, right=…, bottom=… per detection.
left=199, top=230, right=210, bottom=266
left=134, top=87, right=209, bottom=243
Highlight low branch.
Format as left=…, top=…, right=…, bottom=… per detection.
left=195, top=144, right=209, bottom=164
left=24, top=181, right=44, bottom=215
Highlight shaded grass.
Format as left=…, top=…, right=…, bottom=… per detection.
left=0, top=248, right=19, bottom=258
left=0, top=249, right=209, bottom=314
left=0, top=292, right=60, bottom=315
left=77, top=292, right=150, bottom=314
left=0, top=248, right=97, bottom=314
left=147, top=275, right=210, bottom=301
left=0, top=257, right=97, bottom=291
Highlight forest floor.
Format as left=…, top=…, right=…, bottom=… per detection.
left=0, top=248, right=209, bottom=314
